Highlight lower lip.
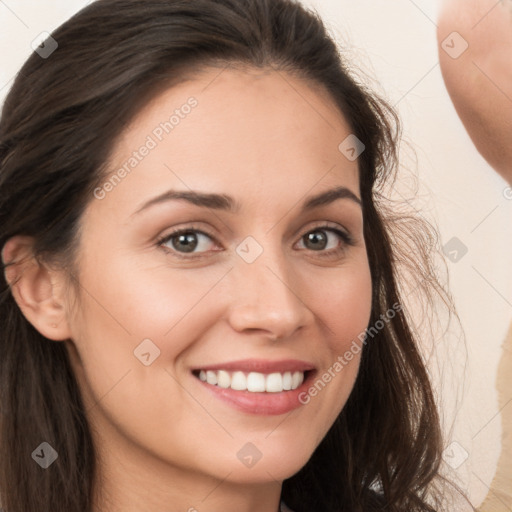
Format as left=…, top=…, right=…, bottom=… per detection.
left=194, top=372, right=314, bottom=415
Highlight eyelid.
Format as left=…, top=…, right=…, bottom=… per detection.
left=301, top=220, right=352, bottom=240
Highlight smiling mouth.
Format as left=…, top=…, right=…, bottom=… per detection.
left=192, top=369, right=310, bottom=393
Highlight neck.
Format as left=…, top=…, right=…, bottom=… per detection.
left=90, top=425, right=283, bottom=512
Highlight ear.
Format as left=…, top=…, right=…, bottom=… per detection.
left=1, top=235, right=72, bottom=341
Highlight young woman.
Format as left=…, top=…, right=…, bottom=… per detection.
left=0, top=1, right=463, bottom=511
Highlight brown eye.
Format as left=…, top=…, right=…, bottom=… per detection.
left=303, top=230, right=329, bottom=251
left=170, top=231, right=200, bottom=253
left=158, top=228, right=218, bottom=257
left=297, top=226, right=354, bottom=258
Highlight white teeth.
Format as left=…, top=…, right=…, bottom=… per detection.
left=230, top=371, right=246, bottom=391
left=282, top=371, right=292, bottom=390
left=206, top=370, right=217, bottom=385
left=217, top=370, right=231, bottom=388
left=265, top=372, right=283, bottom=393
left=196, top=369, right=306, bottom=392
left=247, top=372, right=266, bottom=392
left=292, top=371, right=304, bottom=389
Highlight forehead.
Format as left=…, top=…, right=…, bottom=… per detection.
left=98, top=66, right=360, bottom=216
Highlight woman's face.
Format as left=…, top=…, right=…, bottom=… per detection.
left=64, top=66, right=372, bottom=494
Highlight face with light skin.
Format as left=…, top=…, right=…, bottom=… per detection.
left=3, top=66, right=372, bottom=512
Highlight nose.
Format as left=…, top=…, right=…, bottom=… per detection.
left=226, top=243, right=314, bottom=341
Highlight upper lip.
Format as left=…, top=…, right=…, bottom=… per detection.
left=193, top=359, right=316, bottom=374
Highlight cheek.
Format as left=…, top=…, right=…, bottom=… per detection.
left=73, top=251, right=224, bottom=347
left=64, top=253, right=218, bottom=411
left=315, top=259, right=373, bottom=351
left=325, top=261, right=372, bottom=387
left=65, top=262, right=221, bottom=464
left=296, top=259, right=372, bottom=434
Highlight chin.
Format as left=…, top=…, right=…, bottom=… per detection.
left=216, top=445, right=315, bottom=484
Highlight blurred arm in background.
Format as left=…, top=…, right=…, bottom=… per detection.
left=438, top=0, right=512, bottom=185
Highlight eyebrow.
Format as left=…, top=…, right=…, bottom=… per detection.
left=131, top=185, right=361, bottom=217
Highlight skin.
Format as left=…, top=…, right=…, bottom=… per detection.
left=437, top=0, right=512, bottom=184
left=2, top=67, right=372, bottom=512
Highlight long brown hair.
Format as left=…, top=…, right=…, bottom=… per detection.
left=0, top=0, right=457, bottom=510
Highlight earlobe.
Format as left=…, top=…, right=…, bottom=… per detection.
left=1, top=235, right=72, bottom=341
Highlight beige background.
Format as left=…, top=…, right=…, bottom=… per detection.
left=1, top=0, right=511, bottom=508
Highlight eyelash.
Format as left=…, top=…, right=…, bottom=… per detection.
left=156, top=222, right=356, bottom=261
